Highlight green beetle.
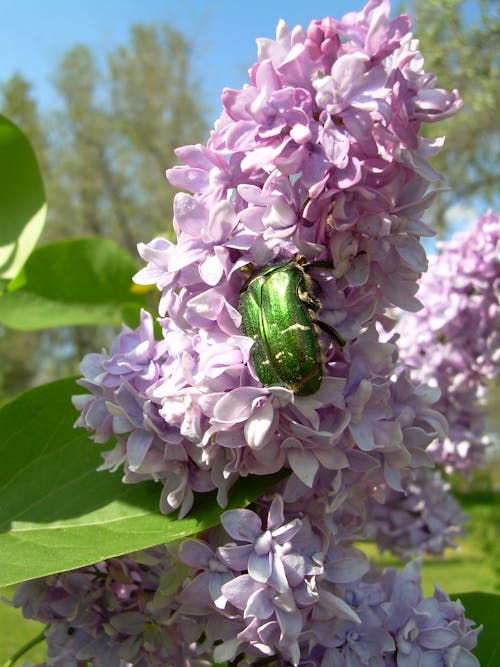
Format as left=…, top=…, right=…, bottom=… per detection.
left=238, top=257, right=345, bottom=396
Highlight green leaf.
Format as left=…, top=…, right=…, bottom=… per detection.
left=0, top=115, right=46, bottom=281
left=0, top=378, right=285, bottom=587
left=452, top=591, right=500, bottom=666
left=0, top=238, right=144, bottom=329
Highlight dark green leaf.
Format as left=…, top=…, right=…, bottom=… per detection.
left=0, top=238, right=144, bottom=329
left=452, top=591, right=500, bottom=666
left=0, top=378, right=285, bottom=587
left=0, top=115, right=46, bottom=281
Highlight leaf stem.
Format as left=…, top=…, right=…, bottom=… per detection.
left=1, top=626, right=47, bottom=667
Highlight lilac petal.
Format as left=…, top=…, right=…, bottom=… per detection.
left=281, top=553, right=306, bottom=587
left=454, top=649, right=480, bottom=667
left=187, top=286, right=225, bottom=320
left=397, top=647, right=424, bottom=667
left=109, top=610, right=146, bottom=633
left=349, top=420, right=376, bottom=450
left=269, top=553, right=290, bottom=594
left=173, top=192, right=207, bottom=236
left=365, top=0, right=389, bottom=55
left=209, top=571, right=233, bottom=610
left=199, top=253, right=224, bottom=286
left=80, top=353, right=104, bottom=379
left=213, top=387, right=266, bottom=424
left=287, top=448, right=319, bottom=488
left=331, top=52, right=369, bottom=100
left=319, top=589, right=361, bottom=624
left=275, top=604, right=303, bottom=639
left=384, top=462, right=404, bottom=492
left=220, top=508, right=262, bottom=541
left=218, top=544, right=254, bottom=571
left=267, top=495, right=285, bottom=532
left=290, top=123, right=312, bottom=144
left=262, top=197, right=296, bottom=230
left=271, top=518, right=302, bottom=544
left=316, top=377, right=347, bottom=408
left=177, top=572, right=212, bottom=611
left=178, top=539, right=212, bottom=568
left=213, top=638, right=241, bottom=664
left=159, top=468, right=188, bottom=514
left=245, top=586, right=275, bottom=620
left=203, top=200, right=236, bottom=243
left=316, top=447, right=349, bottom=470
left=221, top=574, right=260, bottom=610
left=248, top=551, right=272, bottom=584
left=418, top=627, right=459, bottom=649
left=324, top=555, right=369, bottom=584
left=244, top=399, right=276, bottom=449
left=126, top=430, right=154, bottom=470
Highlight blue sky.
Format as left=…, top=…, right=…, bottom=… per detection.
left=0, top=0, right=367, bottom=122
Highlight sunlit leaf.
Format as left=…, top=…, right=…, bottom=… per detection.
left=0, top=238, right=144, bottom=329
left=0, top=378, right=285, bottom=587
left=452, top=591, right=500, bottom=667
left=0, top=115, right=46, bottom=281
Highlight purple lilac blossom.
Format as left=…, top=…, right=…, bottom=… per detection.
left=12, top=516, right=480, bottom=666
left=365, top=468, right=467, bottom=558
left=57, top=1, right=484, bottom=663
left=75, top=0, right=461, bottom=518
left=11, top=547, right=211, bottom=667
left=396, top=210, right=500, bottom=473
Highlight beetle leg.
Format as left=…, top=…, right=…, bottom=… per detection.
left=316, top=320, right=346, bottom=347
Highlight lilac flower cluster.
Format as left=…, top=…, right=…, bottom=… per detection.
left=396, top=210, right=500, bottom=473
left=51, top=1, right=485, bottom=664
left=11, top=547, right=210, bottom=667
left=13, top=503, right=480, bottom=666
left=75, top=0, right=460, bottom=520
left=365, top=469, right=467, bottom=558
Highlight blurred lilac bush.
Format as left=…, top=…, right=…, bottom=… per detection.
left=13, top=1, right=499, bottom=665
left=396, top=210, right=500, bottom=474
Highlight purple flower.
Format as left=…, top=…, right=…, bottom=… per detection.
left=73, top=0, right=464, bottom=518
left=218, top=496, right=309, bottom=591
left=11, top=547, right=211, bottom=666
left=365, top=469, right=467, bottom=558
left=64, top=6, right=483, bottom=663
left=396, top=210, right=500, bottom=473
left=383, top=561, right=481, bottom=667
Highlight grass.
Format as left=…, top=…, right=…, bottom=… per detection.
left=0, top=590, right=47, bottom=665
left=0, top=492, right=498, bottom=665
left=363, top=490, right=500, bottom=598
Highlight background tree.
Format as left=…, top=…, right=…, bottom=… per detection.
left=44, top=24, right=208, bottom=252
left=409, top=0, right=499, bottom=233
left=0, top=73, right=47, bottom=161
left=0, top=23, right=208, bottom=402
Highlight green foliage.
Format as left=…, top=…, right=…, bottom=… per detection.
left=411, top=0, right=499, bottom=231
left=0, top=600, right=46, bottom=666
left=0, top=238, right=145, bottom=330
left=0, top=115, right=46, bottom=282
left=0, top=378, right=286, bottom=588
left=452, top=592, right=500, bottom=666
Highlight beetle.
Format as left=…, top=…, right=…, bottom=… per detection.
left=238, top=256, right=345, bottom=396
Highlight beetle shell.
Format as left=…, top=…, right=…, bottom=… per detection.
left=238, top=259, right=326, bottom=395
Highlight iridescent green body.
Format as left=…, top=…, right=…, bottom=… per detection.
left=238, top=258, right=345, bottom=396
